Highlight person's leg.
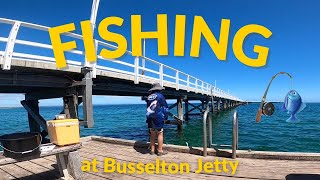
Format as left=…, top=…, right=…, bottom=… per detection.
left=150, top=130, right=156, bottom=153
left=157, top=130, right=164, bottom=152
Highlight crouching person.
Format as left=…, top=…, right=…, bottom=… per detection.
left=146, top=83, right=169, bottom=156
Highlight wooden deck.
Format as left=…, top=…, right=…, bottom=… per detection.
left=0, top=137, right=319, bottom=180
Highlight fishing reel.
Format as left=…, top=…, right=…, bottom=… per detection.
left=261, top=102, right=275, bottom=116
left=256, top=72, right=292, bottom=123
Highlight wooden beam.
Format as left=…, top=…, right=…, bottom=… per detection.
left=63, top=95, right=78, bottom=119
left=177, top=98, right=183, bottom=130
left=21, top=100, right=47, bottom=132
left=168, top=102, right=178, bottom=110
left=82, top=67, right=94, bottom=128
left=184, top=99, right=189, bottom=121
left=25, top=99, right=41, bottom=133
left=188, top=103, right=202, bottom=113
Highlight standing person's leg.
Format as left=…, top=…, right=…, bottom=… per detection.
left=157, top=130, right=163, bottom=152
left=150, top=130, right=156, bottom=154
left=157, top=129, right=167, bottom=155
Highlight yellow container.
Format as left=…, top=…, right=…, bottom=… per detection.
left=47, top=119, right=80, bottom=146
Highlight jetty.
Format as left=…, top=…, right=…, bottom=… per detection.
left=0, top=136, right=319, bottom=180
left=0, top=16, right=243, bottom=131
left=0, top=16, right=247, bottom=179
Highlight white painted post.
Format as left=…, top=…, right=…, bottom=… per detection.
left=201, top=81, right=204, bottom=94
left=92, top=40, right=98, bottom=78
left=142, top=38, right=146, bottom=75
left=176, top=71, right=179, bottom=90
left=85, top=0, right=100, bottom=70
left=90, top=0, right=101, bottom=33
left=187, top=75, right=190, bottom=92
left=3, top=21, right=21, bottom=70
left=134, top=57, right=139, bottom=84
left=195, top=79, right=198, bottom=93
left=159, top=64, right=163, bottom=86
left=0, top=55, right=3, bottom=65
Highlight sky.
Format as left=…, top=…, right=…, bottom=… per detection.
left=1, top=0, right=320, bottom=107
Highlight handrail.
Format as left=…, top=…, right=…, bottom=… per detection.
left=203, top=109, right=239, bottom=158
left=232, top=111, right=239, bottom=159
left=203, top=105, right=212, bottom=157
left=0, top=18, right=242, bottom=101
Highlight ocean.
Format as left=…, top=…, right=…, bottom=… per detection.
left=0, top=103, right=319, bottom=153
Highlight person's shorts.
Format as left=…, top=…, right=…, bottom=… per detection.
left=149, top=128, right=163, bottom=133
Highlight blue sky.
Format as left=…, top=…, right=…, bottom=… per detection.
left=1, top=0, right=320, bottom=107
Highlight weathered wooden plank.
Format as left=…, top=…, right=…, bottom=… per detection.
left=84, top=141, right=320, bottom=179
left=32, top=156, right=104, bottom=180
left=80, top=143, right=231, bottom=179
left=15, top=161, right=61, bottom=180
left=90, top=140, right=320, bottom=177
left=29, top=156, right=60, bottom=171
left=0, top=138, right=319, bottom=180
left=0, top=168, right=15, bottom=180
left=0, top=164, right=45, bottom=180
left=79, top=150, right=179, bottom=180
left=44, top=155, right=142, bottom=180
left=79, top=147, right=241, bottom=180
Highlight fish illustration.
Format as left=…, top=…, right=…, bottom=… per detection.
left=281, top=90, right=306, bottom=122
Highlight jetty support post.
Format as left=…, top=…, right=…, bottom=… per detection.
left=217, top=98, right=221, bottom=112
left=184, top=97, right=189, bottom=121
left=63, top=94, right=79, bottom=119
left=177, top=97, right=183, bottom=130
left=81, top=67, right=94, bottom=128
left=223, top=100, right=227, bottom=110
left=201, top=100, right=205, bottom=111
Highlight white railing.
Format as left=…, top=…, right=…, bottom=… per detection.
left=0, top=18, right=242, bottom=101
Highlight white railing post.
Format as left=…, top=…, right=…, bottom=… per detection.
left=187, top=75, right=190, bottom=92
left=176, top=71, right=179, bottom=90
left=159, top=64, right=163, bottom=86
left=92, top=40, right=98, bottom=78
left=195, top=79, right=198, bottom=93
left=0, top=55, right=3, bottom=65
left=142, top=39, right=146, bottom=75
left=3, top=21, right=21, bottom=70
left=201, top=81, right=204, bottom=94
left=134, top=56, right=139, bottom=84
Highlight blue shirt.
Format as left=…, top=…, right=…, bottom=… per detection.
left=146, top=92, right=168, bottom=129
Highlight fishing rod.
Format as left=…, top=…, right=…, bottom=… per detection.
left=256, top=72, right=292, bottom=122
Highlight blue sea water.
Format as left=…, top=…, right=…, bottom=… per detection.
left=0, top=103, right=319, bottom=153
